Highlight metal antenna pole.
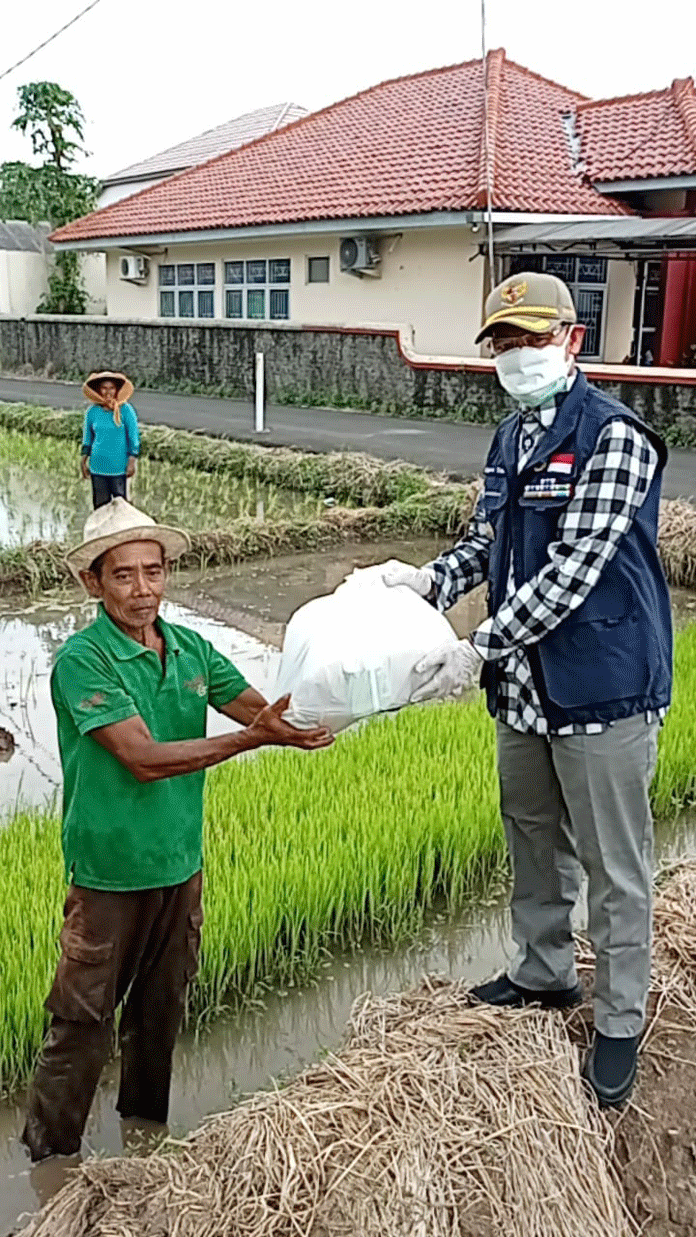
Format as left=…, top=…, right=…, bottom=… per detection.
left=480, top=0, right=496, bottom=281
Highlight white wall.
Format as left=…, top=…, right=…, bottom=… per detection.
left=0, top=250, right=48, bottom=315
left=105, top=227, right=486, bottom=357
left=98, top=176, right=172, bottom=209
left=604, top=259, right=636, bottom=363
left=293, top=228, right=485, bottom=355
left=0, top=249, right=106, bottom=315
left=106, top=249, right=159, bottom=317
left=81, top=252, right=106, bottom=314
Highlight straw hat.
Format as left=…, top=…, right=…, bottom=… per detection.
left=66, top=498, right=191, bottom=580
left=83, top=371, right=134, bottom=404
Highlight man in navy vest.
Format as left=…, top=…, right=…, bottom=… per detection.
left=376, top=271, right=672, bottom=1108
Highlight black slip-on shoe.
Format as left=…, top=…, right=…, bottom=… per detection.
left=470, top=973, right=584, bottom=1010
left=582, top=1031, right=639, bottom=1109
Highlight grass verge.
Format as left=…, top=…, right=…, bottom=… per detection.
left=1, top=622, right=695, bottom=1094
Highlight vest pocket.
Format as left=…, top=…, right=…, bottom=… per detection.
left=540, top=613, right=645, bottom=708
left=483, top=474, right=507, bottom=517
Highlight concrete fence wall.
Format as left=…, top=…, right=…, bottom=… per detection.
left=1, top=315, right=695, bottom=442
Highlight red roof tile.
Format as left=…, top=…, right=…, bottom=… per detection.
left=577, top=77, right=696, bottom=182
left=52, top=53, right=630, bottom=245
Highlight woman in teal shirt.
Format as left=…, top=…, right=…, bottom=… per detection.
left=81, top=370, right=140, bottom=508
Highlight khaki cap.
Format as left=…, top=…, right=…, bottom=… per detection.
left=475, top=271, right=577, bottom=344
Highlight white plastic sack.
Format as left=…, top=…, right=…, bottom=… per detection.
left=274, top=565, right=458, bottom=733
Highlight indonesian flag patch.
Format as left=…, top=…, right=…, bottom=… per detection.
left=548, top=453, right=574, bottom=475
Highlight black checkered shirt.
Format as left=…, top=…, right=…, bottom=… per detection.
left=427, top=388, right=665, bottom=735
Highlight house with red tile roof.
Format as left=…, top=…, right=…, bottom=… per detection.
left=51, top=52, right=696, bottom=367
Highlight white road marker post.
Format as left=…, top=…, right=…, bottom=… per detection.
left=254, top=351, right=268, bottom=433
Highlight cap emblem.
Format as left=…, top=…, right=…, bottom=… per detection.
left=500, top=280, right=528, bottom=305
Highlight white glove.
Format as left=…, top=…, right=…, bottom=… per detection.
left=410, top=638, right=483, bottom=703
left=378, top=559, right=435, bottom=598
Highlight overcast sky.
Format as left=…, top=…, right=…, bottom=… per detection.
left=1, top=0, right=695, bottom=180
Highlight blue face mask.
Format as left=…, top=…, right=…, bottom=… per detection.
left=494, top=337, right=572, bottom=407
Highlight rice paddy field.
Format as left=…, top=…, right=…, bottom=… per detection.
left=0, top=404, right=480, bottom=595
left=1, top=399, right=696, bottom=1232
left=2, top=401, right=696, bottom=600
left=1, top=620, right=696, bottom=1096
left=0, top=425, right=327, bottom=547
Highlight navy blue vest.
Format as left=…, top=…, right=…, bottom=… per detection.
left=481, top=371, right=673, bottom=728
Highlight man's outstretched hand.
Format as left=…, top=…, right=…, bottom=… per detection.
left=247, top=695, right=334, bottom=750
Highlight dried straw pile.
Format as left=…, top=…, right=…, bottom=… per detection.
left=658, top=498, right=696, bottom=589
left=17, top=980, right=634, bottom=1237
left=15, top=868, right=696, bottom=1237
left=650, top=860, right=696, bottom=1019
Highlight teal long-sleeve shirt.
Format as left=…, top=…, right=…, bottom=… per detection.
left=81, top=403, right=140, bottom=476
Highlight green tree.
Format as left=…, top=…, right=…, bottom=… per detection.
left=0, top=160, right=98, bottom=228
left=11, top=82, right=88, bottom=172
left=0, top=82, right=100, bottom=313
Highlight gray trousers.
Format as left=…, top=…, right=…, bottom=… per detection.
left=497, top=714, right=659, bottom=1037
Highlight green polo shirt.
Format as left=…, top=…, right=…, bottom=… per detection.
left=50, top=604, right=249, bottom=892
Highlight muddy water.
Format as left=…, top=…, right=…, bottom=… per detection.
left=167, top=542, right=696, bottom=647
left=2, top=543, right=694, bottom=808
left=165, top=536, right=491, bottom=647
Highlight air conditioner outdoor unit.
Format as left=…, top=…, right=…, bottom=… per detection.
left=339, top=236, right=380, bottom=276
left=119, top=254, right=150, bottom=282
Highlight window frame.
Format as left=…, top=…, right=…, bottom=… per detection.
left=505, top=253, right=608, bottom=361
left=307, top=256, right=330, bottom=284
left=158, top=262, right=216, bottom=319
left=223, top=257, right=291, bottom=321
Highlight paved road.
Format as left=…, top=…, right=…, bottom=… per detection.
left=1, top=376, right=694, bottom=499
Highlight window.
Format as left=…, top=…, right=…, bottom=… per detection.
left=224, top=258, right=290, bottom=319
left=307, top=256, right=330, bottom=283
left=158, top=263, right=215, bottom=318
left=507, top=254, right=608, bottom=359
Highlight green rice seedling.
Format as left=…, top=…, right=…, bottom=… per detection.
left=198, top=697, right=504, bottom=1012
left=0, top=426, right=324, bottom=543
left=1, top=625, right=695, bottom=1092
left=652, top=619, right=696, bottom=816
left=0, top=808, right=65, bottom=1093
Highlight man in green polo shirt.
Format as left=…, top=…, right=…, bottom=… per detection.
left=22, top=498, right=333, bottom=1163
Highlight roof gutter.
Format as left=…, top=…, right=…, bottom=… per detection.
left=101, top=167, right=188, bottom=189
left=595, top=174, right=696, bottom=192
left=52, top=211, right=484, bottom=251
left=51, top=209, right=626, bottom=252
